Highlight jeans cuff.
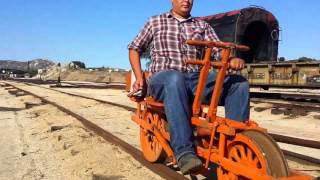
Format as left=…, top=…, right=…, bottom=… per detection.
left=176, top=151, right=195, bottom=162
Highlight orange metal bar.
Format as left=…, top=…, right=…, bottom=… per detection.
left=186, top=39, right=250, bottom=51
left=125, top=71, right=131, bottom=92
left=145, top=97, right=164, bottom=108
left=191, top=117, right=216, bottom=129
left=192, top=48, right=213, bottom=116
left=207, top=49, right=231, bottom=121
left=196, top=127, right=211, bottom=137
left=215, top=116, right=268, bottom=132
left=187, top=59, right=223, bottom=68
left=217, top=124, right=235, bottom=136
left=210, top=61, right=223, bottom=68
left=196, top=146, right=274, bottom=180
left=205, top=121, right=218, bottom=168
left=218, top=156, right=273, bottom=180
left=186, top=59, right=205, bottom=65
left=218, top=133, right=226, bottom=157
left=186, top=40, right=230, bottom=49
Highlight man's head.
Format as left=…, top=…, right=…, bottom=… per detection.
left=171, top=0, right=193, bottom=18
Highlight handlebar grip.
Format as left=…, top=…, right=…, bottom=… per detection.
left=235, top=45, right=250, bottom=52
left=186, top=40, right=250, bottom=52
left=186, top=40, right=229, bottom=49
left=224, top=42, right=250, bottom=52
left=186, top=39, right=210, bottom=46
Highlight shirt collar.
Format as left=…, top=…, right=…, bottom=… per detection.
left=166, top=11, right=194, bottom=22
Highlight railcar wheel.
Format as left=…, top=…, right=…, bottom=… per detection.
left=218, top=130, right=289, bottom=179
left=140, top=112, right=167, bottom=163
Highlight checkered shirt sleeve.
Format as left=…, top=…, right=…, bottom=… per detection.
left=127, top=18, right=153, bottom=53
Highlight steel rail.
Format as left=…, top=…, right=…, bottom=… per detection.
left=22, top=82, right=136, bottom=112
left=9, top=78, right=126, bottom=89
left=251, top=98, right=320, bottom=112
left=3, top=83, right=187, bottom=180
left=50, top=83, right=126, bottom=89
left=269, top=133, right=320, bottom=149
left=250, top=92, right=320, bottom=102
left=3, top=81, right=320, bottom=169
left=250, top=83, right=320, bottom=89
left=282, top=150, right=320, bottom=165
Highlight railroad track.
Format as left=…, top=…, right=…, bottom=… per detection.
left=2, top=81, right=320, bottom=177
left=12, top=78, right=320, bottom=107
left=250, top=92, right=320, bottom=103
left=250, top=91, right=320, bottom=111
left=1, top=82, right=187, bottom=180
left=9, top=78, right=126, bottom=89
left=11, top=78, right=320, bottom=105
left=5, top=81, right=320, bottom=163
left=251, top=98, right=320, bottom=113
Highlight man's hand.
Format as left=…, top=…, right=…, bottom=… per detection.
left=133, top=78, right=144, bottom=92
left=228, top=57, right=245, bottom=70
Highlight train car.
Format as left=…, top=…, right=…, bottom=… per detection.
left=201, top=6, right=320, bottom=89
left=241, top=61, right=320, bottom=89
left=200, top=6, right=279, bottom=63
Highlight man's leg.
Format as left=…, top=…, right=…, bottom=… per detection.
left=190, top=72, right=250, bottom=121
left=220, top=74, right=250, bottom=121
left=148, top=70, right=202, bottom=174
left=148, top=70, right=194, bottom=160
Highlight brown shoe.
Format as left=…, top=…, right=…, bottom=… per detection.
left=178, top=153, right=203, bottom=175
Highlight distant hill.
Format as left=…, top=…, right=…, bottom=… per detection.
left=0, top=59, right=55, bottom=71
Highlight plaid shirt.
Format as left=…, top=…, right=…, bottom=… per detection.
left=128, top=12, right=220, bottom=74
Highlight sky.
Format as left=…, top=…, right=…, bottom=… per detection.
left=0, top=0, right=319, bottom=69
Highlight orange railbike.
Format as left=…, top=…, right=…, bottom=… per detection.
left=127, top=39, right=313, bottom=180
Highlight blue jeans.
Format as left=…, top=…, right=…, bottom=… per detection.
left=148, top=70, right=250, bottom=161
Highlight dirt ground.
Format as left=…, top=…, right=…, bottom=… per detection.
left=0, top=86, right=162, bottom=180
left=45, top=85, right=320, bottom=177
left=0, top=81, right=319, bottom=179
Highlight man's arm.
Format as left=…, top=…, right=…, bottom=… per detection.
left=128, top=18, right=153, bottom=92
left=129, top=49, right=144, bottom=91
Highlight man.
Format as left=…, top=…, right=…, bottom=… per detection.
left=128, top=0, right=249, bottom=175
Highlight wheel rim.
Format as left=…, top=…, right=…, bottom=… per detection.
left=228, top=143, right=265, bottom=171
left=140, top=112, right=165, bottom=162
left=218, top=134, right=268, bottom=180
left=218, top=130, right=289, bottom=179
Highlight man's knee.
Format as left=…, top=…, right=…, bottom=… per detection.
left=165, top=70, right=186, bottom=88
left=226, top=75, right=249, bottom=93
left=238, top=79, right=249, bottom=91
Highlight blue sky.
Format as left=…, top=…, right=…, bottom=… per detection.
left=0, top=0, right=319, bottom=69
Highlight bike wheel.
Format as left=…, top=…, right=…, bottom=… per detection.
left=218, top=129, right=289, bottom=179
left=140, top=112, right=167, bottom=163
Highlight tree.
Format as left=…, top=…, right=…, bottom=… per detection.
left=278, top=57, right=285, bottom=62
left=297, top=57, right=316, bottom=62
left=70, top=61, right=86, bottom=69
left=29, top=69, right=38, bottom=77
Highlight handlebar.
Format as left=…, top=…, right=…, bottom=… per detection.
left=186, top=40, right=250, bottom=52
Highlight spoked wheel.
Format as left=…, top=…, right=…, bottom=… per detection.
left=140, top=112, right=167, bottom=163
left=218, top=130, right=289, bottom=179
